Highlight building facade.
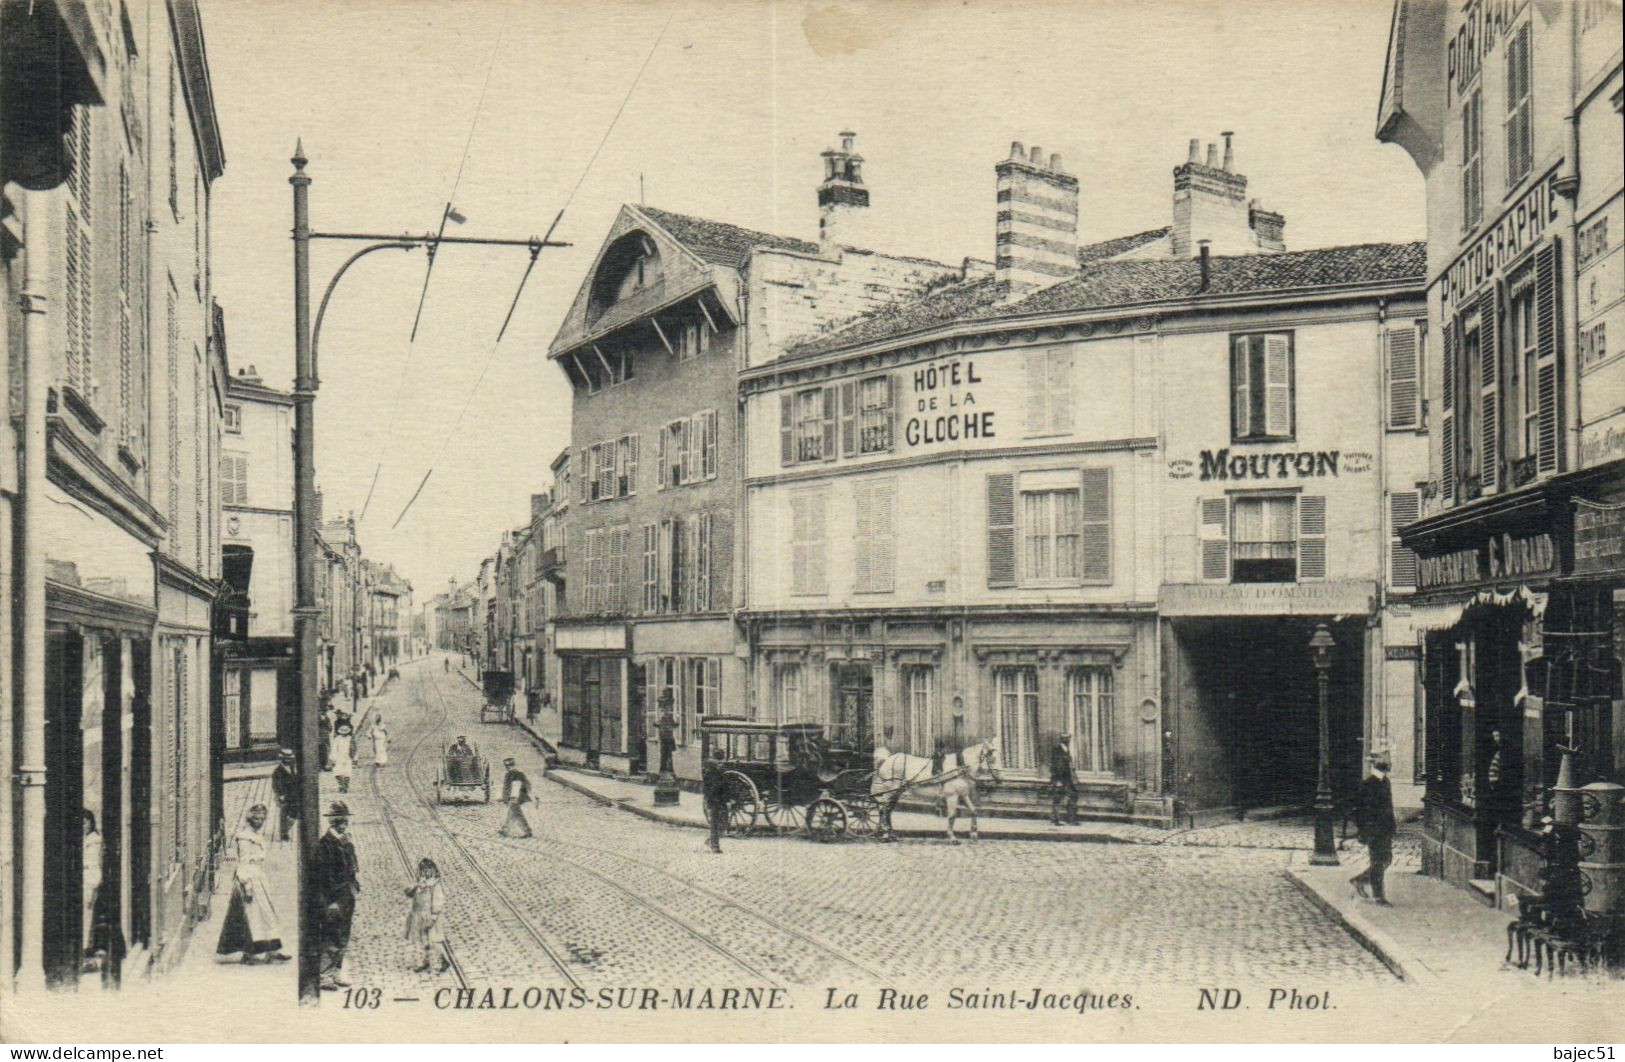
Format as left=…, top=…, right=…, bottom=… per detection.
left=217, top=365, right=295, bottom=762
left=1, top=0, right=226, bottom=988
left=1378, top=0, right=1625, bottom=905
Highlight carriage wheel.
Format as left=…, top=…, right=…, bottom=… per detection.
left=844, top=797, right=881, bottom=837
left=762, top=800, right=803, bottom=834
left=703, top=771, right=760, bottom=835
left=806, top=797, right=847, bottom=842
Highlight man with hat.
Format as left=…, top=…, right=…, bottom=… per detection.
left=1050, top=734, right=1079, bottom=827
left=270, top=749, right=299, bottom=842
left=1351, top=751, right=1397, bottom=907
left=499, top=757, right=533, bottom=839
left=312, top=801, right=361, bottom=989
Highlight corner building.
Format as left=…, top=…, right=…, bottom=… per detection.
left=1378, top=0, right=1624, bottom=906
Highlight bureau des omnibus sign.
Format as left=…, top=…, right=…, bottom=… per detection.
left=1417, top=530, right=1557, bottom=591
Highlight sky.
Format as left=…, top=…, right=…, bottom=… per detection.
left=204, top=0, right=1426, bottom=599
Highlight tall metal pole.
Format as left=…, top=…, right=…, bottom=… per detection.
left=289, top=142, right=324, bottom=1002
left=1310, top=624, right=1339, bottom=866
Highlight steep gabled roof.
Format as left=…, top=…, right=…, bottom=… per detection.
left=635, top=206, right=819, bottom=268
left=786, top=240, right=1425, bottom=360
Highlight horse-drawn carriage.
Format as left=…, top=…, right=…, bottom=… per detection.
left=435, top=741, right=492, bottom=803
left=699, top=717, right=1001, bottom=844
left=698, top=717, right=886, bottom=841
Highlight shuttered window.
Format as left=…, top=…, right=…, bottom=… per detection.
left=64, top=106, right=94, bottom=403
left=852, top=478, right=896, bottom=593
left=1479, top=287, right=1501, bottom=490
left=1387, top=323, right=1422, bottom=430
left=641, top=523, right=658, bottom=612
left=1534, top=240, right=1563, bottom=475
left=986, top=473, right=1016, bottom=587
left=698, top=410, right=717, bottom=480
left=1462, top=88, right=1483, bottom=230
left=1298, top=495, right=1327, bottom=580
left=1198, top=497, right=1229, bottom=582
left=221, top=452, right=248, bottom=506
left=1441, top=318, right=1458, bottom=501
left=784, top=387, right=837, bottom=464
left=1232, top=333, right=1294, bottom=440
left=1079, top=467, right=1111, bottom=583
left=687, top=511, right=713, bottom=612
left=166, top=288, right=180, bottom=531
left=841, top=375, right=897, bottom=455
left=1390, top=491, right=1421, bottom=589
left=1504, top=21, right=1533, bottom=188
left=790, top=489, right=827, bottom=595
left=1023, top=348, right=1074, bottom=436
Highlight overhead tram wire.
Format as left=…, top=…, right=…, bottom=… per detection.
left=358, top=6, right=511, bottom=521
left=389, top=9, right=678, bottom=532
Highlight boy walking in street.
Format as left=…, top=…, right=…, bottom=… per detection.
left=1351, top=751, right=1397, bottom=907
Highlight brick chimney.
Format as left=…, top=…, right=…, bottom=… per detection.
left=1171, top=132, right=1284, bottom=256
left=818, top=130, right=871, bottom=251
left=995, top=140, right=1079, bottom=296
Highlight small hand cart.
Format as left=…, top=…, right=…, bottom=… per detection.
left=435, top=743, right=491, bottom=804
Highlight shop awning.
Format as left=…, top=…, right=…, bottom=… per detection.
left=1393, top=584, right=1549, bottom=634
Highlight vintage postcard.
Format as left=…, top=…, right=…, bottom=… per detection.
left=2, top=0, right=1623, bottom=1045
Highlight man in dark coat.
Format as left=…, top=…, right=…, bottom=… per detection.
left=701, top=746, right=727, bottom=854
left=270, top=749, right=299, bottom=842
left=312, top=801, right=360, bottom=989
left=1351, top=752, right=1397, bottom=906
left=1050, top=734, right=1078, bottom=826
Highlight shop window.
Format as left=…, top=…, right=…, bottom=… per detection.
left=1023, top=348, right=1074, bottom=437
left=1504, top=21, right=1533, bottom=188
left=1231, top=332, right=1294, bottom=440
left=905, top=666, right=935, bottom=756
left=1462, top=88, right=1483, bottom=230
left=781, top=387, right=837, bottom=465
left=996, top=667, right=1040, bottom=771
left=1068, top=666, right=1114, bottom=774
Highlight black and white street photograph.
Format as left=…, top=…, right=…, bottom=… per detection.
left=1, top=0, right=1622, bottom=1046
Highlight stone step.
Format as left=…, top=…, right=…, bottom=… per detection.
left=1467, top=878, right=1497, bottom=905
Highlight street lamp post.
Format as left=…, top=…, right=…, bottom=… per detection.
left=654, top=688, right=679, bottom=806
left=1309, top=623, right=1340, bottom=866
left=288, top=142, right=569, bottom=1004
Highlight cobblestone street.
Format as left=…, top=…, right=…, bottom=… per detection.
left=319, top=654, right=1392, bottom=997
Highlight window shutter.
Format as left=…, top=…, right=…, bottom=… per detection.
left=1198, top=497, right=1229, bottom=582
left=657, top=426, right=669, bottom=489
left=658, top=519, right=675, bottom=611
left=609, top=526, right=628, bottom=612
left=1024, top=350, right=1046, bottom=435
left=600, top=442, right=616, bottom=499
left=626, top=434, right=639, bottom=495
left=872, top=478, right=895, bottom=592
left=1264, top=334, right=1291, bottom=436
left=696, top=512, right=712, bottom=611
left=65, top=205, right=83, bottom=393
left=1048, top=349, right=1074, bottom=433
left=1534, top=240, right=1563, bottom=475
left=577, top=452, right=588, bottom=503
left=853, top=480, right=873, bottom=591
left=821, top=386, right=837, bottom=461
left=1298, top=496, right=1327, bottom=580
left=1478, top=287, right=1500, bottom=489
left=779, top=394, right=794, bottom=466
left=885, top=374, right=899, bottom=453
left=1080, top=467, right=1111, bottom=582
left=839, top=380, right=858, bottom=456
left=1390, top=491, right=1420, bottom=589
left=808, top=492, right=827, bottom=592
left=706, top=658, right=720, bottom=710
left=1441, top=320, right=1457, bottom=499
left=790, top=495, right=809, bottom=594
left=679, top=418, right=694, bottom=486
left=703, top=411, right=717, bottom=480
left=668, top=516, right=684, bottom=610
left=1232, top=337, right=1251, bottom=437
left=1387, top=325, right=1420, bottom=430
left=986, top=473, right=1016, bottom=587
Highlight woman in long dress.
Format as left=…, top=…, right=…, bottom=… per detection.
left=216, top=804, right=289, bottom=964
left=370, top=716, right=390, bottom=769
left=403, top=858, right=448, bottom=973
left=332, top=720, right=355, bottom=793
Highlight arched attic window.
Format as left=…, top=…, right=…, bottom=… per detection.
left=587, top=231, right=662, bottom=323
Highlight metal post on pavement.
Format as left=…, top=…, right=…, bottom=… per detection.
left=290, top=142, right=325, bottom=1003
left=654, top=688, right=679, bottom=806
left=1309, top=623, right=1339, bottom=866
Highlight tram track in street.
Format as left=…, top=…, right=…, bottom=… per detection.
left=367, top=760, right=471, bottom=991
left=415, top=670, right=791, bottom=989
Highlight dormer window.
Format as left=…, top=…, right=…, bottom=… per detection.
left=589, top=232, right=664, bottom=323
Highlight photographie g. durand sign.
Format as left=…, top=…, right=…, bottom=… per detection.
left=1416, top=530, right=1558, bottom=590
left=905, top=357, right=995, bottom=447
left=1168, top=449, right=1371, bottom=480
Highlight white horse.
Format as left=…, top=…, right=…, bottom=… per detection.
left=871, top=739, right=1000, bottom=844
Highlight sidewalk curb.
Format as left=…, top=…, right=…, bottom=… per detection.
left=541, top=767, right=1145, bottom=844
left=1283, top=863, right=1434, bottom=983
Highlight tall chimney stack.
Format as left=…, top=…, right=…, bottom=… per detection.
left=1171, top=132, right=1275, bottom=257
left=818, top=130, right=871, bottom=251
left=995, top=138, right=1079, bottom=297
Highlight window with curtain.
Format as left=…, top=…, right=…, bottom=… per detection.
left=1022, top=487, right=1080, bottom=582
left=1068, top=666, right=1114, bottom=773
left=996, top=667, right=1040, bottom=770
left=905, top=666, right=935, bottom=755
left=773, top=663, right=802, bottom=723
left=1231, top=495, right=1297, bottom=583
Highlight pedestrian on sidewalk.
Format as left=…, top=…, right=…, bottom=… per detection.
left=1350, top=751, right=1397, bottom=907
left=499, top=758, right=534, bottom=839
left=403, top=857, right=449, bottom=974
left=333, top=719, right=355, bottom=794
left=370, top=715, right=390, bottom=769
left=319, top=710, right=333, bottom=772
left=1050, top=734, right=1079, bottom=826
left=216, top=804, right=290, bottom=964
left=271, top=749, right=299, bottom=842
left=443, top=658, right=449, bottom=673
left=702, top=746, right=726, bottom=854
left=314, top=802, right=360, bottom=990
